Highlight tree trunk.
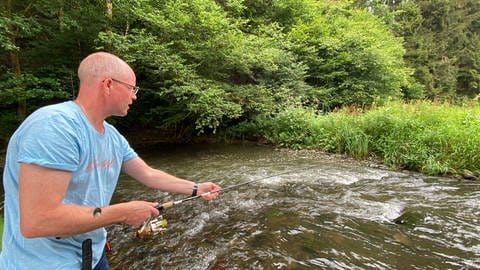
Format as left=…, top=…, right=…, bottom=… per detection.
left=4, top=0, right=26, bottom=119
left=105, top=0, right=113, bottom=50
left=105, top=0, right=112, bottom=30
left=58, top=0, right=64, bottom=32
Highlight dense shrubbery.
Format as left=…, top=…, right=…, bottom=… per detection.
left=2, top=1, right=480, bottom=177
left=1, top=0, right=443, bottom=141
left=229, top=101, right=480, bottom=176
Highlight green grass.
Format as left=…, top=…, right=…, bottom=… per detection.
left=232, top=101, right=480, bottom=176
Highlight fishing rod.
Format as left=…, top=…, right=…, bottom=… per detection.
left=136, top=165, right=315, bottom=237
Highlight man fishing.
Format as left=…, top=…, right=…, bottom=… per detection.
left=0, top=51, right=221, bottom=270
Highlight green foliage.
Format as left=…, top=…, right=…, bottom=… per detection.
left=254, top=107, right=320, bottom=149
left=235, top=101, right=480, bottom=176
left=1, top=0, right=478, bottom=146
left=0, top=0, right=106, bottom=117
left=95, top=0, right=307, bottom=134
left=286, top=1, right=413, bottom=110
left=360, top=0, right=480, bottom=100
left=361, top=101, right=480, bottom=174
left=0, top=112, right=21, bottom=149
left=0, top=13, right=41, bottom=52
left=233, top=106, right=369, bottom=158
left=0, top=72, right=68, bottom=105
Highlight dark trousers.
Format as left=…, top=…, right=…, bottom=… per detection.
left=93, top=252, right=109, bottom=270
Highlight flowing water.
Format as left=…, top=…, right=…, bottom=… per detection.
left=107, top=143, right=480, bottom=270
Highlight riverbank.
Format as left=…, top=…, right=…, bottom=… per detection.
left=228, top=101, right=480, bottom=179
left=2, top=101, right=479, bottom=180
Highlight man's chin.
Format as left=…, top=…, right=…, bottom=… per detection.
left=113, top=110, right=128, bottom=117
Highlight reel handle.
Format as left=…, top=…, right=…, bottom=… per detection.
left=155, top=201, right=174, bottom=211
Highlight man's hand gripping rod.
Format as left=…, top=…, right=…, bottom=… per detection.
left=135, top=191, right=219, bottom=237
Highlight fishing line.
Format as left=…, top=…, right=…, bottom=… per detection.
left=136, top=165, right=316, bottom=237
left=160, top=164, right=318, bottom=210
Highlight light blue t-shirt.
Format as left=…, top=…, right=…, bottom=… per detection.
left=0, top=101, right=137, bottom=269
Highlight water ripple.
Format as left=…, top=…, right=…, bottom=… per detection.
left=110, top=144, right=480, bottom=269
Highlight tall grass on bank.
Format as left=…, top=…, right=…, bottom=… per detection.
left=230, top=101, right=480, bottom=176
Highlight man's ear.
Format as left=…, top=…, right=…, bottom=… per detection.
left=102, top=78, right=112, bottom=95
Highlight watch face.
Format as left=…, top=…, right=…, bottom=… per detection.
left=93, top=207, right=102, bottom=217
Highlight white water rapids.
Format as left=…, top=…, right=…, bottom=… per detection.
left=108, top=144, right=480, bottom=269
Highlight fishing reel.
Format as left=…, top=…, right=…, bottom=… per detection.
left=135, top=215, right=168, bottom=238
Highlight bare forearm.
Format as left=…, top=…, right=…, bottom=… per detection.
left=22, top=204, right=114, bottom=238
left=21, top=201, right=156, bottom=238
left=139, top=169, right=195, bottom=195
left=138, top=169, right=221, bottom=201
left=122, top=157, right=221, bottom=201
left=123, top=157, right=196, bottom=195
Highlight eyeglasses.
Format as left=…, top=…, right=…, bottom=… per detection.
left=111, top=78, right=139, bottom=95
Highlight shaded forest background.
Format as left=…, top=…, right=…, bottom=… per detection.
left=1, top=0, right=479, bottom=147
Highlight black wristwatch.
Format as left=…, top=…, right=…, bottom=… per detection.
left=191, top=183, right=198, bottom=197
left=93, top=207, right=102, bottom=218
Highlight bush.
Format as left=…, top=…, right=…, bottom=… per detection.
left=233, top=101, right=480, bottom=176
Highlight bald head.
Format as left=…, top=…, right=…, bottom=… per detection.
left=77, top=52, right=134, bottom=84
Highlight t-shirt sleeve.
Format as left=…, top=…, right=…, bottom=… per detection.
left=110, top=126, right=137, bottom=162
left=17, top=114, right=80, bottom=172
left=119, top=134, right=137, bottom=162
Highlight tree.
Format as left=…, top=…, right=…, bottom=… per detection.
left=96, top=0, right=308, bottom=134
left=0, top=0, right=105, bottom=145
left=285, top=1, right=413, bottom=110
left=356, top=0, right=480, bottom=100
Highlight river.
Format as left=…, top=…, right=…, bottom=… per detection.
left=107, top=143, right=480, bottom=269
